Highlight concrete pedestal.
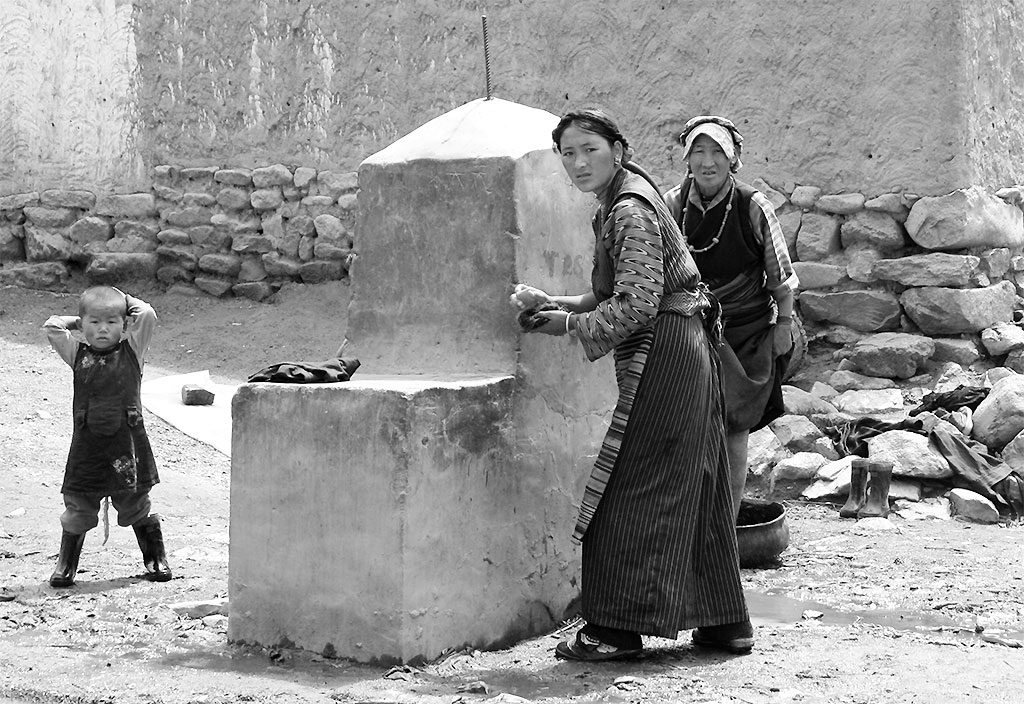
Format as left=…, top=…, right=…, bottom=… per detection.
left=229, top=99, right=616, bottom=663
left=230, top=375, right=586, bottom=663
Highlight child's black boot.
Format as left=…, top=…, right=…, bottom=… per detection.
left=132, top=514, right=172, bottom=582
left=49, top=531, right=86, bottom=588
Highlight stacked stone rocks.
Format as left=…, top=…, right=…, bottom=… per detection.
left=0, top=165, right=357, bottom=301
left=766, top=181, right=1024, bottom=370
left=733, top=180, right=1024, bottom=523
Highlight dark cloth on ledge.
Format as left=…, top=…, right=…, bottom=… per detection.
left=247, top=357, right=360, bottom=383
left=909, top=385, right=989, bottom=417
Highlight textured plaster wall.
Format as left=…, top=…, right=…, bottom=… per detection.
left=130, top=0, right=1020, bottom=196
left=961, top=1, right=1024, bottom=187
left=0, top=0, right=144, bottom=193
left=6, top=1, right=1024, bottom=196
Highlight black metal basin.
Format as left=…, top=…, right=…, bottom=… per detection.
left=736, top=499, right=790, bottom=568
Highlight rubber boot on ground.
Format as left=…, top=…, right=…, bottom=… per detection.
left=857, top=461, right=893, bottom=519
left=49, top=531, right=86, bottom=588
left=132, top=515, right=172, bottom=582
left=839, top=458, right=869, bottom=518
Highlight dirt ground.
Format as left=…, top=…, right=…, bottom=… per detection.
left=1, top=281, right=1022, bottom=704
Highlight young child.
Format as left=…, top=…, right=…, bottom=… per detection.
left=43, top=286, right=171, bottom=587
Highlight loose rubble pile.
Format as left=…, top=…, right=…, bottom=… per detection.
left=759, top=326, right=1024, bottom=524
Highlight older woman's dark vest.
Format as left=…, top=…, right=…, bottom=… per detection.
left=676, top=177, right=762, bottom=289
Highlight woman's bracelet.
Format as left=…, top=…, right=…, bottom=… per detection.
left=564, top=313, right=572, bottom=336
left=777, top=315, right=792, bottom=323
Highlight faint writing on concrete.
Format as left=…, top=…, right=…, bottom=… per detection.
left=542, top=250, right=588, bottom=279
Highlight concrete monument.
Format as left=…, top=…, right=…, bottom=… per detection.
left=229, top=98, right=615, bottom=663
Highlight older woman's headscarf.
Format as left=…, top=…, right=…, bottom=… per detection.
left=679, top=115, right=744, bottom=172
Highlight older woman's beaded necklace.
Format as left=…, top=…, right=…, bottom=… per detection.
left=683, top=179, right=736, bottom=254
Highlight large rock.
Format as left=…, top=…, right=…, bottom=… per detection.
left=790, top=185, right=821, bottom=210
left=971, top=374, right=1024, bottom=451
left=770, top=452, right=829, bottom=495
left=865, top=193, right=910, bottom=219
left=999, top=428, right=1024, bottom=472
left=843, top=244, right=883, bottom=283
left=840, top=210, right=905, bottom=250
left=262, top=252, right=302, bottom=277
left=0, top=262, right=68, bottom=289
left=782, top=385, right=840, bottom=416
left=70, top=216, right=113, bottom=245
left=799, top=290, right=901, bottom=331
left=23, top=224, right=73, bottom=261
left=828, top=369, right=897, bottom=392
left=947, top=489, right=1001, bottom=524
left=199, top=253, right=242, bottom=277
left=94, top=194, right=158, bottom=219
left=832, top=389, right=906, bottom=415
left=980, top=322, right=1024, bottom=356
left=85, top=253, right=159, bottom=282
left=866, top=430, right=953, bottom=479
left=24, top=206, right=77, bottom=228
left=747, top=425, right=790, bottom=479
left=871, top=253, right=985, bottom=288
left=801, top=455, right=856, bottom=500
left=768, top=415, right=826, bottom=452
left=817, top=193, right=865, bottom=214
left=906, top=186, right=1024, bottom=250
left=931, top=362, right=973, bottom=394
left=0, top=223, right=25, bottom=263
left=106, top=235, right=157, bottom=254
left=890, top=479, right=924, bottom=502
left=980, top=247, right=1012, bottom=280
left=900, top=282, right=1016, bottom=334
left=844, top=332, right=935, bottom=379
left=0, top=192, right=39, bottom=210
left=252, top=164, right=294, bottom=188
left=931, top=338, right=983, bottom=366
left=795, top=212, right=841, bottom=261
left=791, top=261, right=846, bottom=289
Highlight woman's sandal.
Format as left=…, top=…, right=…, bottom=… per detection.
left=691, top=623, right=755, bottom=654
left=554, top=631, right=643, bottom=662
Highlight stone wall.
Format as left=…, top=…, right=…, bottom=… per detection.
left=0, top=165, right=356, bottom=301
left=765, top=178, right=1024, bottom=368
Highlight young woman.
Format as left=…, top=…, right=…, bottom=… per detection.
left=512, top=108, right=752, bottom=661
left=663, top=115, right=798, bottom=519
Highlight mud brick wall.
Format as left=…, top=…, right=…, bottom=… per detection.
left=0, top=165, right=356, bottom=301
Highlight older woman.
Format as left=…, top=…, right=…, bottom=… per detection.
left=663, top=116, right=798, bottom=519
left=512, top=109, right=751, bottom=661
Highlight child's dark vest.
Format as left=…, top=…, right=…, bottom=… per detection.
left=63, top=340, right=158, bottom=496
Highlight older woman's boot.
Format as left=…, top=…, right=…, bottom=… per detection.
left=839, top=458, right=869, bottom=518
left=132, top=515, right=172, bottom=582
left=857, top=461, right=893, bottom=519
left=49, top=531, right=86, bottom=588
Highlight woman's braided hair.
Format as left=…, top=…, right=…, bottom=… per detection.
left=551, top=108, right=661, bottom=194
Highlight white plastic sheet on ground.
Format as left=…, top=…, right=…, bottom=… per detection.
left=141, top=370, right=238, bottom=456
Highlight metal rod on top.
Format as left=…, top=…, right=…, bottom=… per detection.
left=481, top=15, right=493, bottom=99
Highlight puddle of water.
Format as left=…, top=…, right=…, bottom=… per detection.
left=747, top=590, right=1024, bottom=643
left=441, top=671, right=594, bottom=701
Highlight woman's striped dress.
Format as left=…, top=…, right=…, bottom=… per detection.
left=567, top=170, right=748, bottom=638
